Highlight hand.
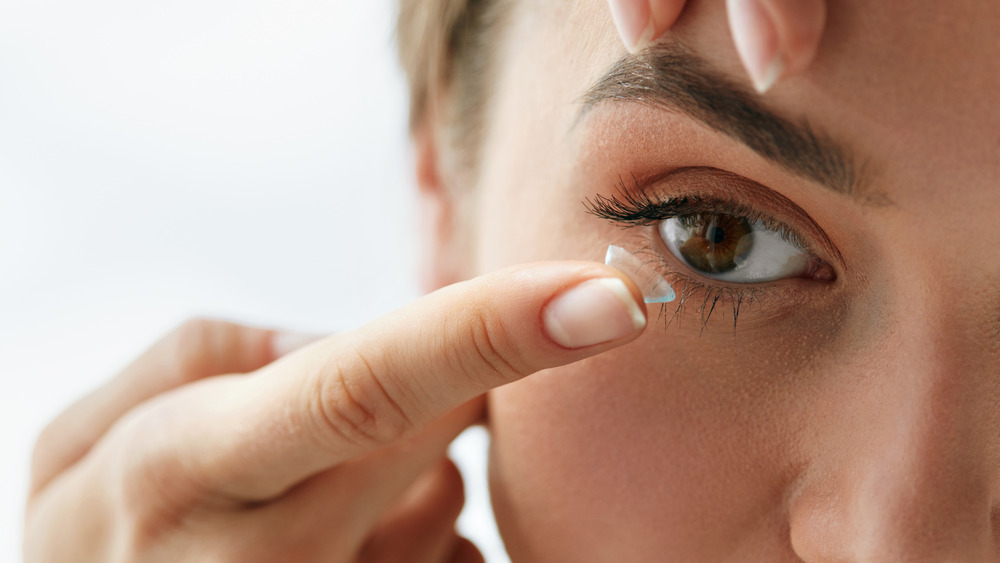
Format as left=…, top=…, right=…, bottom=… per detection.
left=25, top=262, right=646, bottom=562
left=606, top=0, right=826, bottom=92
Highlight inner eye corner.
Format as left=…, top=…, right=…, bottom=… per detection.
left=808, top=257, right=839, bottom=283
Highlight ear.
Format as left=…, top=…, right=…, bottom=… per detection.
left=413, top=118, right=465, bottom=292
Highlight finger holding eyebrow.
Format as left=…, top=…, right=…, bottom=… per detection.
left=727, top=0, right=826, bottom=93
left=606, top=0, right=826, bottom=93
left=607, top=0, right=686, bottom=53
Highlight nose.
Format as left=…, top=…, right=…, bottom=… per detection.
left=787, top=302, right=1000, bottom=561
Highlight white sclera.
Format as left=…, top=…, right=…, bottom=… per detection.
left=604, top=245, right=676, bottom=303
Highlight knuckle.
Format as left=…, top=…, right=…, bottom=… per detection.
left=170, top=317, right=270, bottom=377
left=454, top=305, right=529, bottom=386
left=168, top=317, right=259, bottom=382
left=111, top=411, right=203, bottom=530
left=173, top=316, right=217, bottom=348
left=167, top=317, right=221, bottom=383
left=60, top=410, right=207, bottom=557
left=29, top=421, right=66, bottom=483
left=308, top=349, right=411, bottom=450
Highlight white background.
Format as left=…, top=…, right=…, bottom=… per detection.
left=0, top=0, right=505, bottom=560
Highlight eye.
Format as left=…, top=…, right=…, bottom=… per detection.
left=660, top=213, right=812, bottom=283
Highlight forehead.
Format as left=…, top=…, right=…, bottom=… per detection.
left=504, top=0, right=1000, bottom=193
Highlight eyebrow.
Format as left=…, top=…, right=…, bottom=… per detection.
left=580, top=42, right=871, bottom=199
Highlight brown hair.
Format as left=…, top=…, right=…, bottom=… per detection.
left=396, top=0, right=511, bottom=176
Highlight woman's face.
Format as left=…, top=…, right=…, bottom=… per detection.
left=447, top=0, right=1000, bottom=559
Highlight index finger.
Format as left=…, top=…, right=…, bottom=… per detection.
left=182, top=261, right=647, bottom=500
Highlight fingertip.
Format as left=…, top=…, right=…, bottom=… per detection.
left=727, top=0, right=781, bottom=93
left=608, top=0, right=686, bottom=53
left=647, top=0, right=686, bottom=42
left=772, top=0, right=826, bottom=76
left=608, top=0, right=651, bottom=53
left=542, top=275, right=647, bottom=350
left=448, top=396, right=489, bottom=431
left=728, top=0, right=826, bottom=92
left=449, top=537, right=486, bottom=563
left=403, top=456, right=465, bottom=521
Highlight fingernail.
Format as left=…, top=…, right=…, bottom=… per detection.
left=271, top=330, right=324, bottom=358
left=543, top=278, right=646, bottom=349
left=608, top=0, right=655, bottom=53
left=727, top=0, right=784, bottom=93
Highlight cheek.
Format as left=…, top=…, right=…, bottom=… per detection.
left=486, top=299, right=848, bottom=557
left=487, top=348, right=797, bottom=559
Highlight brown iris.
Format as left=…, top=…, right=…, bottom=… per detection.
left=677, top=214, right=754, bottom=273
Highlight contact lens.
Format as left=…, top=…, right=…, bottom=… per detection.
left=604, top=245, right=676, bottom=303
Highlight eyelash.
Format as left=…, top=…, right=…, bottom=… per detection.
left=583, top=177, right=809, bottom=332
left=622, top=239, right=766, bottom=334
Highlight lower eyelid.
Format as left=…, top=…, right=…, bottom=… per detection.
left=622, top=234, right=826, bottom=330
left=660, top=269, right=825, bottom=331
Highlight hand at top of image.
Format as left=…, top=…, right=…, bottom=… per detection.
left=607, top=0, right=825, bottom=92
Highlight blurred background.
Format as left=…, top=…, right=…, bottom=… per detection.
left=0, top=0, right=505, bottom=560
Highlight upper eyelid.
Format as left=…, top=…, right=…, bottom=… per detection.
left=585, top=184, right=809, bottom=250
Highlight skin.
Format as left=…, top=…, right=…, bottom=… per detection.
left=417, top=0, right=1000, bottom=560
left=25, top=275, right=647, bottom=562
left=26, top=1, right=1000, bottom=562
left=606, top=0, right=825, bottom=91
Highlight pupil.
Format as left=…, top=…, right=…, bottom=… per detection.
left=708, top=226, right=726, bottom=244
